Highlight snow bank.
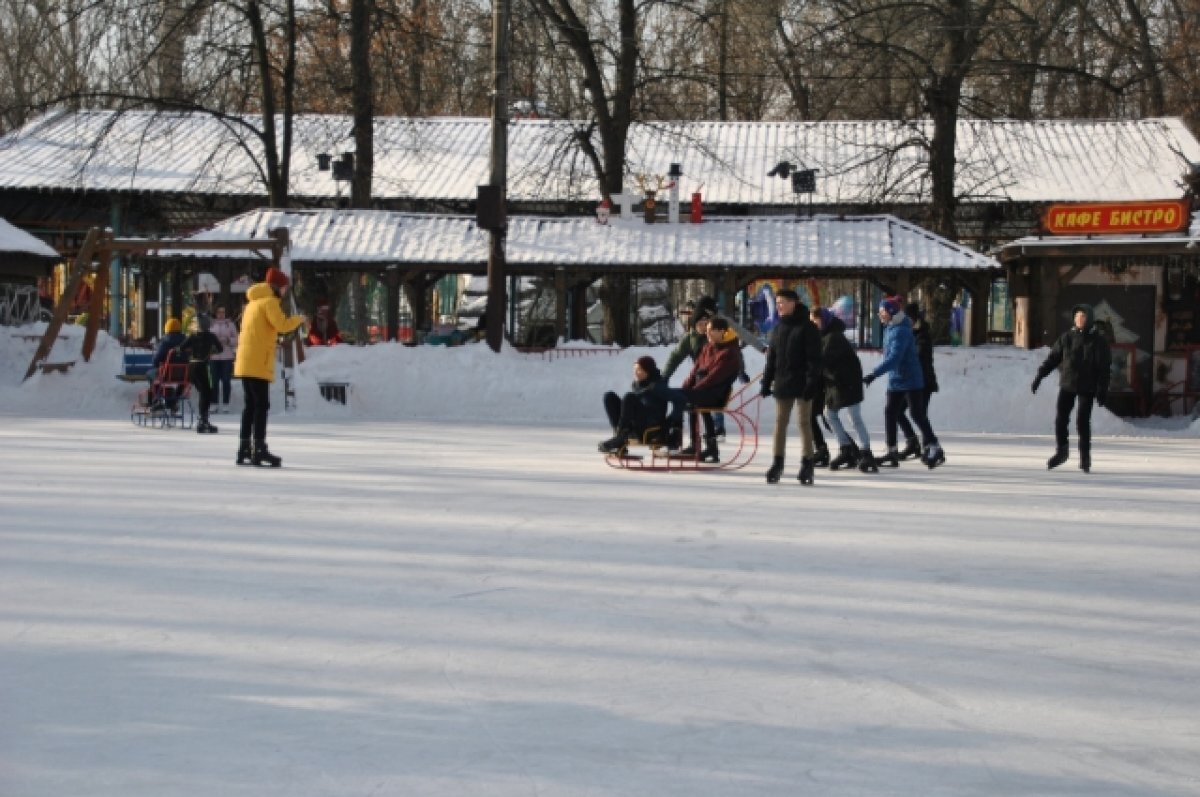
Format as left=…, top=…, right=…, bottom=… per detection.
left=3, top=324, right=1197, bottom=437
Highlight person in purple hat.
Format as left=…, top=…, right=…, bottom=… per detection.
left=863, top=296, right=945, bottom=468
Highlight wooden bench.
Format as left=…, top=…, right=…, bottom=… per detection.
left=37, top=361, right=75, bottom=374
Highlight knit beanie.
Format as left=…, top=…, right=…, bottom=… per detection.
left=879, top=296, right=903, bottom=316
left=264, top=267, right=290, bottom=290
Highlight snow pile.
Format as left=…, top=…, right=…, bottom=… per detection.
left=3, top=324, right=1197, bottom=437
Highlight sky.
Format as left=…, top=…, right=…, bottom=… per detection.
left=2, top=325, right=1199, bottom=797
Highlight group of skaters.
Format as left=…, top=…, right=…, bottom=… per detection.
left=601, top=292, right=1111, bottom=479
left=148, top=267, right=306, bottom=467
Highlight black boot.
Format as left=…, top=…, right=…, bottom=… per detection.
left=765, top=456, right=785, bottom=483
left=1079, top=445, right=1091, bottom=473
left=252, top=442, right=282, bottom=468
left=898, top=437, right=922, bottom=460
left=877, top=447, right=901, bottom=468
left=811, top=443, right=831, bottom=468
left=1047, top=445, right=1069, bottom=470
left=797, top=457, right=815, bottom=485
left=829, top=442, right=860, bottom=470
left=236, top=439, right=252, bottom=466
left=699, top=435, right=720, bottom=463
left=598, top=433, right=627, bottom=454
left=857, top=448, right=879, bottom=473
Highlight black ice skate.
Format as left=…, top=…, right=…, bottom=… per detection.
left=923, top=444, right=945, bottom=469
left=829, top=442, right=859, bottom=470
left=252, top=443, right=282, bottom=468
left=1047, top=446, right=1069, bottom=470
left=797, top=457, right=815, bottom=485
left=898, top=437, right=922, bottom=460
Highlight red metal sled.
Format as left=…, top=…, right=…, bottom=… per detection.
left=603, top=376, right=761, bottom=472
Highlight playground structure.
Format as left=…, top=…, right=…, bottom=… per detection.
left=23, top=227, right=304, bottom=382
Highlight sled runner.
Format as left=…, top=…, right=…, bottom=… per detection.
left=603, top=375, right=762, bottom=472
left=131, top=351, right=195, bottom=430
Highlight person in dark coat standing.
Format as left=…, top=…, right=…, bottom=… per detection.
left=599, top=355, right=680, bottom=454
left=811, top=307, right=877, bottom=472
left=760, top=289, right=823, bottom=484
left=864, top=296, right=944, bottom=468
left=1031, top=302, right=1112, bottom=472
left=178, top=314, right=224, bottom=434
left=891, top=301, right=940, bottom=460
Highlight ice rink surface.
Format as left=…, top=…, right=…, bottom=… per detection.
left=2, top=416, right=1198, bottom=796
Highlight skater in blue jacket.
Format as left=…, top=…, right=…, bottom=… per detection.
left=863, top=297, right=944, bottom=468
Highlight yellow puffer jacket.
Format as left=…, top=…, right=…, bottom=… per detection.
left=233, top=282, right=305, bottom=381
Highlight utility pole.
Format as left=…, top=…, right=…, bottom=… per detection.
left=485, top=0, right=511, bottom=353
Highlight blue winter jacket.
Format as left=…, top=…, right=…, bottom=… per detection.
left=870, top=314, right=924, bottom=392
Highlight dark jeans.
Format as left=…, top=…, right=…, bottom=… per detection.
left=239, top=377, right=271, bottom=444
left=665, top=385, right=729, bottom=446
left=1055, top=389, right=1095, bottom=452
left=188, top=362, right=214, bottom=420
left=210, top=359, right=233, bottom=404
left=884, top=390, right=937, bottom=449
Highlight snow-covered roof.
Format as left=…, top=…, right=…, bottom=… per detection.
left=0, top=216, right=59, bottom=258
left=151, top=208, right=999, bottom=272
left=2, top=110, right=1196, bottom=206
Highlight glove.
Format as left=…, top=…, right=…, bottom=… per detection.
left=1030, top=376, right=1042, bottom=394
left=738, top=371, right=751, bottom=384
left=759, top=382, right=773, bottom=399
left=863, top=373, right=876, bottom=386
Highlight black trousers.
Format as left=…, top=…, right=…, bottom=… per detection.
left=239, top=377, right=271, bottom=444
left=896, top=388, right=933, bottom=442
left=1055, top=389, right=1095, bottom=452
left=603, top=391, right=655, bottom=436
left=884, top=390, right=937, bottom=449
left=188, top=362, right=214, bottom=420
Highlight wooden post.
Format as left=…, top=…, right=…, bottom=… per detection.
left=554, top=269, right=567, bottom=343
left=81, top=240, right=113, bottom=361
left=385, top=267, right=400, bottom=341
left=25, top=227, right=101, bottom=380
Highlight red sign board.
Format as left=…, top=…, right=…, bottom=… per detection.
left=1042, top=200, right=1191, bottom=235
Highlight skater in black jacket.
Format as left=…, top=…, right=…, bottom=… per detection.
left=1031, top=303, right=1112, bottom=472
left=178, top=314, right=224, bottom=434
left=811, top=307, right=877, bottom=472
left=760, top=290, right=823, bottom=484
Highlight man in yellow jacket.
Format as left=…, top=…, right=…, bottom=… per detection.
left=234, top=267, right=306, bottom=467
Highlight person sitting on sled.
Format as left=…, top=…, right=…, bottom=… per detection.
left=669, top=316, right=744, bottom=463
left=599, top=355, right=680, bottom=454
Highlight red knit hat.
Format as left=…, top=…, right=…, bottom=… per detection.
left=264, top=267, right=290, bottom=290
